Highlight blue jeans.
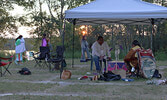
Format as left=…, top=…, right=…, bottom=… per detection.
left=81, top=48, right=91, bottom=60
left=93, top=55, right=106, bottom=71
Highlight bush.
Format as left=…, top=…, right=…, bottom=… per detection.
left=155, top=50, right=167, bottom=61
left=64, top=51, right=81, bottom=59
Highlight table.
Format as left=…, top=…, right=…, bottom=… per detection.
left=107, top=61, right=127, bottom=71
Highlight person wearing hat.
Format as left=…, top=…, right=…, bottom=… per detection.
left=124, top=40, right=142, bottom=73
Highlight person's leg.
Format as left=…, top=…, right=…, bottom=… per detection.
left=19, top=53, right=23, bottom=64
left=126, top=61, right=137, bottom=77
left=85, top=48, right=91, bottom=59
left=15, top=53, right=23, bottom=65
left=81, top=48, right=86, bottom=60
left=126, top=61, right=132, bottom=73
left=15, top=53, right=19, bottom=64
left=103, top=59, right=106, bottom=72
left=20, top=53, right=23, bottom=61
left=93, top=56, right=101, bottom=72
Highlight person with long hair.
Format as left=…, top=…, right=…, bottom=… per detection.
left=124, top=40, right=142, bottom=74
left=15, top=35, right=26, bottom=65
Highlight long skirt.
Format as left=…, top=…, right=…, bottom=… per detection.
left=16, top=53, right=23, bottom=62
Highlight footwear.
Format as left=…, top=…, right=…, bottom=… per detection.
left=15, top=60, right=18, bottom=65
left=129, top=73, right=137, bottom=78
left=131, top=67, right=135, bottom=72
left=80, top=59, right=87, bottom=62
left=86, top=59, right=91, bottom=61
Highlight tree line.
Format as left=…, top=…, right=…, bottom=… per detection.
left=0, top=0, right=167, bottom=60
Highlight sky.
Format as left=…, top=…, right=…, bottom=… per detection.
left=8, top=3, right=50, bottom=38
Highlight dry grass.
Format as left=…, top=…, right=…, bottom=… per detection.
left=0, top=59, right=167, bottom=100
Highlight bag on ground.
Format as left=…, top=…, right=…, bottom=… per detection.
left=61, top=70, right=71, bottom=80
left=18, top=67, right=31, bottom=75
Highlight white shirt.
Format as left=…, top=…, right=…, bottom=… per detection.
left=15, top=38, right=26, bottom=54
left=91, top=41, right=111, bottom=57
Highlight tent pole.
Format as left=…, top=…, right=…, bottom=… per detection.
left=60, top=19, right=66, bottom=79
left=72, top=19, right=76, bottom=68
left=63, top=20, right=65, bottom=48
left=151, top=19, right=154, bottom=50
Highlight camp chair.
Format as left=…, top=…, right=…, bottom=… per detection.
left=48, top=46, right=65, bottom=78
left=90, top=55, right=111, bottom=73
left=32, top=46, right=50, bottom=68
left=0, top=55, right=14, bottom=77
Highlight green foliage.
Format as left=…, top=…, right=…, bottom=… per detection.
left=0, top=1, right=18, bottom=36
left=1, top=0, right=167, bottom=61
left=155, top=49, right=167, bottom=61
left=64, top=51, right=81, bottom=58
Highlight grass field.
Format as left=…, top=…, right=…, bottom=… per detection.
left=0, top=59, right=167, bottom=100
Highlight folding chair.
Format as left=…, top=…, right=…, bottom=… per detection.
left=32, top=46, right=50, bottom=68
left=90, top=57, right=111, bottom=73
left=0, top=55, right=14, bottom=77
left=48, top=46, right=65, bottom=78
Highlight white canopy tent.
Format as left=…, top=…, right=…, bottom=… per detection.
left=65, top=0, right=167, bottom=25
left=64, top=0, right=167, bottom=67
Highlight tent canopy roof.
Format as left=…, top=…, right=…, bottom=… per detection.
left=65, top=0, right=167, bottom=25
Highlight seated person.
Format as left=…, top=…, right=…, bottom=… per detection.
left=91, top=36, right=111, bottom=73
left=124, top=40, right=142, bottom=74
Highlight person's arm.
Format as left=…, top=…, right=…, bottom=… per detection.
left=20, top=38, right=25, bottom=43
left=124, top=49, right=135, bottom=62
left=15, top=39, right=21, bottom=46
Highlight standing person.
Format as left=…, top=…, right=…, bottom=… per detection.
left=41, top=33, right=48, bottom=47
left=15, top=35, right=26, bottom=65
left=91, top=36, right=111, bottom=73
left=124, top=40, right=142, bottom=73
left=80, top=35, right=91, bottom=62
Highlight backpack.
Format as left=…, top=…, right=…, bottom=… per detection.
left=152, top=69, right=162, bottom=79
left=18, top=67, right=31, bottom=75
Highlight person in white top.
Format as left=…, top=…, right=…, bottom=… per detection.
left=15, top=35, right=26, bottom=65
left=91, top=36, right=111, bottom=73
